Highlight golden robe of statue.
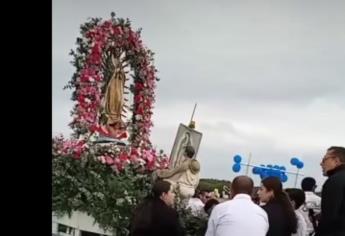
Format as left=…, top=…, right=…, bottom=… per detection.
left=102, top=54, right=127, bottom=138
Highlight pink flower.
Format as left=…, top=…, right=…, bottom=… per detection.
left=112, top=158, right=125, bottom=172
left=97, top=155, right=106, bottom=164
left=113, top=26, right=123, bottom=35
left=119, top=152, right=129, bottom=162
left=130, top=148, right=140, bottom=156
left=105, top=155, right=114, bottom=165
left=60, top=139, right=87, bottom=159
left=134, top=94, right=143, bottom=103
left=136, top=105, right=144, bottom=115
left=135, top=82, right=144, bottom=90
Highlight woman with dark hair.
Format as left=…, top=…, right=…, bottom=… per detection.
left=258, top=176, right=297, bottom=236
left=203, top=198, right=219, bottom=216
left=130, top=180, right=184, bottom=236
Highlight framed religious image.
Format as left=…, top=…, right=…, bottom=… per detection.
left=169, top=123, right=203, bottom=168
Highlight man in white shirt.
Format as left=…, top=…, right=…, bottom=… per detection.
left=300, top=177, right=321, bottom=235
left=205, top=175, right=269, bottom=236
left=187, top=190, right=209, bottom=216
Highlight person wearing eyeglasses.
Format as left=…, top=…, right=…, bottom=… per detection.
left=315, top=146, right=345, bottom=236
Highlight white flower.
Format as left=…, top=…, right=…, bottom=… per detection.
left=125, top=196, right=132, bottom=204
left=138, top=158, right=145, bottom=165
left=116, top=198, right=125, bottom=205
left=89, top=133, right=98, bottom=142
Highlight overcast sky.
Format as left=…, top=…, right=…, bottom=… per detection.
left=53, top=0, right=345, bottom=190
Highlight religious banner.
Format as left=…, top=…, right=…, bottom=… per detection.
left=169, top=123, right=203, bottom=168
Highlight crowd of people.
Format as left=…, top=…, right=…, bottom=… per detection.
left=130, top=146, right=345, bottom=236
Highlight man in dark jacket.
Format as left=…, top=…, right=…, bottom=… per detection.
left=316, top=146, right=345, bottom=236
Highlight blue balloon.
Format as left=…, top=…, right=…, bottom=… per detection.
left=280, top=166, right=286, bottom=171
left=267, top=164, right=273, bottom=168
left=296, top=161, right=304, bottom=169
left=257, top=167, right=263, bottom=174
left=271, top=169, right=281, bottom=177
left=273, top=165, right=280, bottom=169
left=281, top=174, right=288, bottom=182
left=233, top=155, right=242, bottom=163
left=232, top=163, right=241, bottom=172
left=290, top=157, right=299, bottom=166
left=252, top=167, right=260, bottom=174
left=260, top=172, right=269, bottom=180
left=266, top=169, right=273, bottom=176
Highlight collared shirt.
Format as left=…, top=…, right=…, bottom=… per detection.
left=205, top=194, right=269, bottom=236
left=293, top=209, right=308, bottom=236
left=299, top=191, right=321, bottom=234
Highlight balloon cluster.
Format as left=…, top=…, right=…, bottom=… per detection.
left=290, top=157, right=304, bottom=169
left=232, top=154, right=304, bottom=183
left=252, top=164, right=288, bottom=182
left=232, top=155, right=242, bottom=172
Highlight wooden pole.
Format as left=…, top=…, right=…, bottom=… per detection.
left=294, top=168, right=300, bottom=187
left=245, top=152, right=252, bottom=175
left=190, top=103, right=197, bottom=124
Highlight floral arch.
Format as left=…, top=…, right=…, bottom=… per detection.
left=55, top=12, right=169, bottom=172
left=52, top=13, right=169, bottom=234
